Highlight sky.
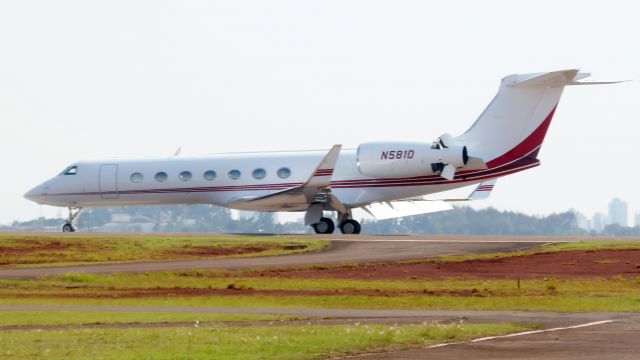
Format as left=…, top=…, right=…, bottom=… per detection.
left=1, top=0, right=639, bottom=225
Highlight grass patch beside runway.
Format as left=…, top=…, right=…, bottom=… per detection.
left=2, top=271, right=639, bottom=294
left=0, top=234, right=327, bottom=268
left=3, top=293, right=640, bottom=313
left=435, top=240, right=640, bottom=262
left=2, top=240, right=640, bottom=314
left=0, top=322, right=530, bottom=359
left=0, top=311, right=300, bottom=327
left=2, top=275, right=640, bottom=312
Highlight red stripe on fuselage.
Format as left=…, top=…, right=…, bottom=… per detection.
left=50, top=109, right=557, bottom=199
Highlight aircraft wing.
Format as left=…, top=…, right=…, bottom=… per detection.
left=227, top=145, right=344, bottom=212
left=361, top=180, right=497, bottom=220
left=362, top=200, right=453, bottom=220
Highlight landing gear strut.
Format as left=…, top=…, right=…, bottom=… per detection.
left=338, top=211, right=361, bottom=235
left=312, top=217, right=335, bottom=234
left=62, top=207, right=82, bottom=232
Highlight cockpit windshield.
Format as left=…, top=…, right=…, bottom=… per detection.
left=60, top=166, right=78, bottom=175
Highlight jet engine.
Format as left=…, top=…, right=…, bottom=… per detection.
left=356, top=134, right=469, bottom=180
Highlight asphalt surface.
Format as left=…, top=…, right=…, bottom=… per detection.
left=0, top=236, right=552, bottom=279
left=355, top=319, right=640, bottom=360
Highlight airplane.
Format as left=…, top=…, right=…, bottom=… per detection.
left=24, top=69, right=621, bottom=234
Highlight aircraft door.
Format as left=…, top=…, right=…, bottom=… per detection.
left=99, top=164, right=119, bottom=199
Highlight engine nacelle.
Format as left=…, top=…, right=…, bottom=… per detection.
left=357, top=140, right=468, bottom=178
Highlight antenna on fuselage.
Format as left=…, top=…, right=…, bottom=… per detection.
left=172, top=146, right=182, bottom=157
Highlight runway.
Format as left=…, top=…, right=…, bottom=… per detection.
left=357, top=319, right=640, bottom=360
left=0, top=236, right=554, bottom=279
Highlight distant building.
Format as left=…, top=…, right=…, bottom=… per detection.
left=234, top=210, right=260, bottom=221
left=592, top=212, right=609, bottom=232
left=635, top=213, right=640, bottom=228
left=608, top=198, right=628, bottom=227
left=94, top=214, right=156, bottom=232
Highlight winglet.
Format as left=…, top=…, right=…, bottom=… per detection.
left=304, top=145, right=341, bottom=188
left=468, top=179, right=496, bottom=200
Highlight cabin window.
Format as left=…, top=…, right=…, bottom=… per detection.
left=130, top=172, right=143, bottom=183
left=203, top=170, right=216, bottom=180
left=179, top=171, right=192, bottom=181
left=277, top=167, right=291, bottom=179
left=62, top=166, right=78, bottom=175
left=252, top=168, right=266, bottom=180
left=155, top=172, right=168, bottom=182
left=228, top=169, right=241, bottom=180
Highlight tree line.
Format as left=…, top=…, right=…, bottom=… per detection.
left=10, top=205, right=640, bottom=236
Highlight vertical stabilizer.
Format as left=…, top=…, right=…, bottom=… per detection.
left=456, top=69, right=581, bottom=168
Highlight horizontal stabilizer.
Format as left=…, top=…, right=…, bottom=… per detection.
left=467, top=179, right=496, bottom=200
left=568, top=79, right=629, bottom=85
left=362, top=200, right=452, bottom=220
left=510, top=69, right=627, bottom=88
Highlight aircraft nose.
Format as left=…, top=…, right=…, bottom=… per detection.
left=24, top=184, right=48, bottom=204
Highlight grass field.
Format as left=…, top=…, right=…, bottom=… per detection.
left=0, top=311, right=301, bottom=327
left=435, top=240, right=640, bottom=262
left=2, top=238, right=639, bottom=359
left=0, top=234, right=327, bottom=268
left=2, top=273, right=639, bottom=312
left=0, top=322, right=531, bottom=359
left=3, top=292, right=639, bottom=313
left=2, top=240, right=640, bottom=313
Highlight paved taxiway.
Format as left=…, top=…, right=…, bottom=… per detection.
left=357, top=319, right=640, bottom=360
left=0, top=236, right=557, bottom=279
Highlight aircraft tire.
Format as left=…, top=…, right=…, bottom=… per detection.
left=339, top=219, right=361, bottom=235
left=312, top=217, right=335, bottom=234
left=62, top=223, right=75, bottom=232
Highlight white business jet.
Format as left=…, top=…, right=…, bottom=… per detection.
left=24, top=69, right=619, bottom=234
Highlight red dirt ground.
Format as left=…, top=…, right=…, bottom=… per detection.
left=255, top=250, right=640, bottom=280
left=4, top=250, right=639, bottom=299
left=6, top=287, right=479, bottom=299
left=0, top=240, right=74, bottom=256
left=170, top=245, right=273, bottom=257
left=0, top=241, right=276, bottom=265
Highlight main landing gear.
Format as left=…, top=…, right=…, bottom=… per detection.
left=311, top=217, right=335, bottom=234
left=62, top=207, right=82, bottom=232
left=311, top=211, right=361, bottom=235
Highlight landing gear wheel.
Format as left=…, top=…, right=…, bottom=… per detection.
left=339, top=219, right=361, bottom=235
left=312, top=217, right=335, bottom=234
left=61, top=207, right=82, bottom=232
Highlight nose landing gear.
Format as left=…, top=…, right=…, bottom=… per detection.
left=62, top=207, right=82, bottom=232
